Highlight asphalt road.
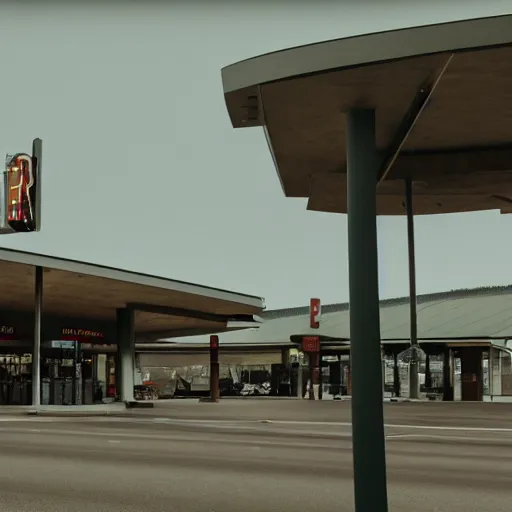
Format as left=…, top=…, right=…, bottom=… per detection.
left=1, top=401, right=512, bottom=511
left=125, top=398, right=512, bottom=429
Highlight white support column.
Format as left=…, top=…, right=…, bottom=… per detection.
left=32, top=266, right=43, bottom=407
left=495, top=348, right=503, bottom=396
left=488, top=347, right=494, bottom=398
left=117, top=308, right=135, bottom=402
left=297, top=353, right=303, bottom=399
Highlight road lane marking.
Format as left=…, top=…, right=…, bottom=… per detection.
left=138, top=417, right=512, bottom=434
left=2, top=415, right=512, bottom=435
left=0, top=426, right=355, bottom=452
left=258, top=420, right=512, bottom=433
left=395, top=433, right=512, bottom=443
left=144, top=417, right=512, bottom=434
left=0, top=417, right=57, bottom=422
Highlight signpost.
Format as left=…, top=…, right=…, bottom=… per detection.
left=307, top=299, right=321, bottom=398
left=302, top=336, right=320, bottom=354
left=302, top=336, right=320, bottom=400
left=210, top=335, right=220, bottom=402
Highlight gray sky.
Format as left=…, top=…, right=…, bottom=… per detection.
left=0, top=1, right=511, bottom=309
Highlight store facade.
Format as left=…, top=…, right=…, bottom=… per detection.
left=0, top=310, right=117, bottom=405
left=0, top=248, right=264, bottom=407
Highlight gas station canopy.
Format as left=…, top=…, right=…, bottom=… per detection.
left=221, top=15, right=512, bottom=215
left=0, top=248, right=264, bottom=341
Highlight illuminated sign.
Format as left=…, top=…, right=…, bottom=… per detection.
left=61, top=328, right=105, bottom=341
left=302, top=336, right=320, bottom=353
left=6, top=153, right=35, bottom=230
left=80, top=343, right=115, bottom=351
left=1, top=139, right=42, bottom=235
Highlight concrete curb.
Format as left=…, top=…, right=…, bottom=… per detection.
left=6, top=404, right=132, bottom=417
left=26, top=410, right=132, bottom=418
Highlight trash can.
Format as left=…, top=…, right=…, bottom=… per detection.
left=12, top=381, right=22, bottom=405
left=51, top=378, right=63, bottom=405
left=82, top=379, right=93, bottom=405
left=41, top=378, right=51, bottom=406
left=63, top=378, right=73, bottom=405
left=75, top=376, right=82, bottom=405
left=0, top=380, right=7, bottom=405
left=20, top=380, right=31, bottom=405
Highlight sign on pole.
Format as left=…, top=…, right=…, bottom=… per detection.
left=302, top=336, right=320, bottom=353
left=0, top=138, right=42, bottom=235
left=209, top=335, right=220, bottom=402
left=310, top=298, right=321, bottom=329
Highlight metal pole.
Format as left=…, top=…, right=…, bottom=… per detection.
left=393, top=352, right=400, bottom=397
left=297, top=354, right=303, bottom=399
left=72, top=342, right=77, bottom=404
left=346, top=108, right=388, bottom=512
left=425, top=353, right=432, bottom=389
left=488, top=346, right=494, bottom=399
left=210, top=335, right=220, bottom=402
left=318, top=351, right=323, bottom=400
left=210, top=362, right=220, bottom=402
left=442, top=346, right=452, bottom=401
left=308, top=354, right=314, bottom=400
left=32, top=138, right=43, bottom=231
left=32, top=266, right=43, bottom=407
left=405, top=177, right=419, bottom=399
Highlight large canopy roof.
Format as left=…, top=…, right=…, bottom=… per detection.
left=221, top=15, right=512, bottom=215
left=180, top=286, right=512, bottom=345
left=0, top=248, right=264, bottom=341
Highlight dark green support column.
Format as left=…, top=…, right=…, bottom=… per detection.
left=393, top=352, right=400, bottom=397
left=346, top=108, right=388, bottom=512
left=442, top=346, right=453, bottom=401
left=329, top=360, right=341, bottom=396
left=425, top=353, right=432, bottom=389
left=405, top=177, right=420, bottom=399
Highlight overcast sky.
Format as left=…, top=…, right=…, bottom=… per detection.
left=0, top=1, right=511, bottom=309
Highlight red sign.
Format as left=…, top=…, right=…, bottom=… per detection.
left=310, top=298, right=321, bottom=329
left=5, top=153, right=36, bottom=230
left=210, top=335, right=219, bottom=350
left=302, top=336, right=320, bottom=353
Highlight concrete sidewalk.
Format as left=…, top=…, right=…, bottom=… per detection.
left=2, top=399, right=512, bottom=428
